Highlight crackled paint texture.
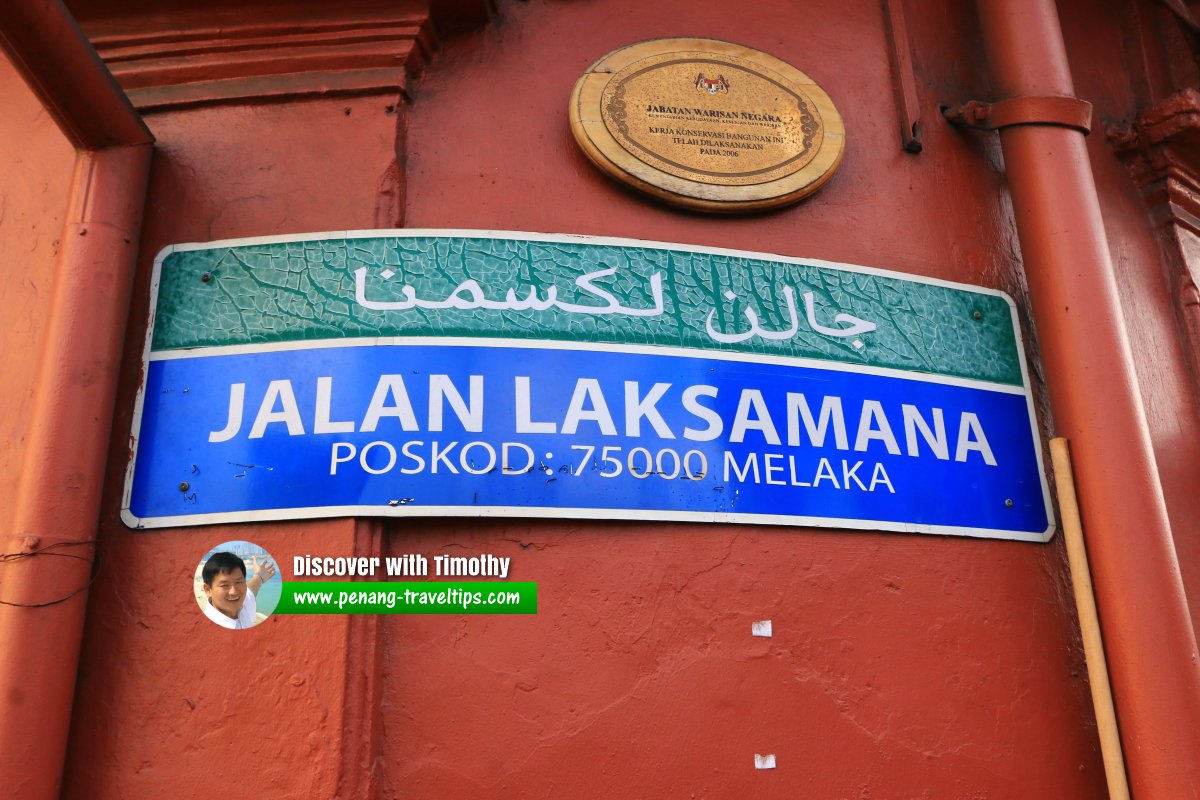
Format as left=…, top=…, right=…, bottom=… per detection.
left=0, top=0, right=1194, bottom=797
left=153, top=234, right=1023, bottom=384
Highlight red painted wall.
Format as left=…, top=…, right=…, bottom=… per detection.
left=1, top=0, right=1196, bottom=796
left=0, top=52, right=74, bottom=543
left=386, top=3, right=1103, bottom=796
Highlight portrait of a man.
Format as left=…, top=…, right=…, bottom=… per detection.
left=200, top=550, right=278, bottom=630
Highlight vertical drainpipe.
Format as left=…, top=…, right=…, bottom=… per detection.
left=971, top=0, right=1200, bottom=794
left=0, top=1, right=153, bottom=798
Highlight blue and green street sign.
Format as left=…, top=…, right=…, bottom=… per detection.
left=123, top=230, right=1053, bottom=541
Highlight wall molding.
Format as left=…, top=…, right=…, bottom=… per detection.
left=83, top=4, right=439, bottom=111
left=1112, top=88, right=1200, bottom=392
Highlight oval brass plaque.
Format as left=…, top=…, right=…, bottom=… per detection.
left=570, top=38, right=845, bottom=213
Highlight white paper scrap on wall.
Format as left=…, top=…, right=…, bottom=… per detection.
left=751, top=620, right=773, bottom=637
left=754, top=754, right=777, bottom=769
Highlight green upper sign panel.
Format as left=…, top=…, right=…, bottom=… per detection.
left=151, top=231, right=1023, bottom=386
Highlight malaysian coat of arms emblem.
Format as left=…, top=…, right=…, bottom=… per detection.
left=695, top=73, right=730, bottom=94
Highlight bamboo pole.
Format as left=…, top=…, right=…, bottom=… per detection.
left=1049, top=437, right=1130, bottom=800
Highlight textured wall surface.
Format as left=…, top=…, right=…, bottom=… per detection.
left=386, top=1, right=1103, bottom=797
left=0, top=52, right=74, bottom=542
left=60, top=96, right=404, bottom=798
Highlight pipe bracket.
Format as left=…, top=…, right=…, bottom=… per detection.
left=943, top=96, right=1093, bottom=135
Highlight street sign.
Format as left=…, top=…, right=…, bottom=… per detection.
left=123, top=231, right=1054, bottom=541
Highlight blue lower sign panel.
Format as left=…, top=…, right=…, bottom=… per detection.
left=123, top=339, right=1053, bottom=540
